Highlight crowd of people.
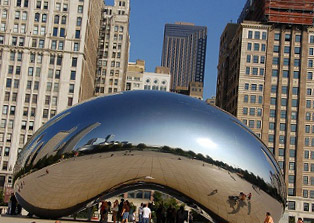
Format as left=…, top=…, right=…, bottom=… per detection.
left=99, top=199, right=139, bottom=223
left=99, top=199, right=190, bottom=223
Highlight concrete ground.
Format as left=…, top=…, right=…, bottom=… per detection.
left=0, top=215, right=91, bottom=223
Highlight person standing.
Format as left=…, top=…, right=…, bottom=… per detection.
left=138, top=203, right=144, bottom=223
left=10, top=193, right=17, bottom=215
left=118, top=199, right=124, bottom=222
left=112, top=200, right=119, bottom=223
left=142, top=204, right=151, bottom=223
left=264, top=212, right=274, bottom=223
left=297, top=218, right=304, bottom=223
left=121, top=200, right=130, bottom=223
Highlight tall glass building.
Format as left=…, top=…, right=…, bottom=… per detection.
left=161, top=22, right=207, bottom=91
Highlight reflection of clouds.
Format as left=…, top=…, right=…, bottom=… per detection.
left=196, top=137, right=217, bottom=149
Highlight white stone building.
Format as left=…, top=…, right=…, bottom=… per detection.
left=0, top=0, right=104, bottom=188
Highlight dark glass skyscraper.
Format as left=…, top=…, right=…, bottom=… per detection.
left=161, top=22, right=207, bottom=91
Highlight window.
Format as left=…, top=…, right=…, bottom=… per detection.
left=308, top=72, right=313, bottom=80
left=296, top=35, right=301, bottom=42
left=284, top=46, right=290, bottom=54
left=72, top=58, right=77, bottom=67
left=290, top=149, right=296, bottom=158
left=250, top=95, right=256, bottom=103
left=248, top=31, right=253, bottom=39
left=291, top=124, right=297, bottom=132
left=285, top=33, right=291, bottom=41
left=304, top=203, right=309, bottom=212
left=272, top=69, right=278, bottom=77
left=78, top=5, right=83, bottom=13
left=274, top=33, right=280, bottom=41
left=294, top=59, right=300, bottom=67
left=254, top=31, right=260, bottom=39
left=273, top=57, right=279, bottom=65
left=70, top=71, right=76, bottom=80
left=304, top=163, right=309, bottom=171
left=254, top=43, right=259, bottom=51
left=76, top=17, right=82, bottom=26
left=283, top=58, right=289, bottom=66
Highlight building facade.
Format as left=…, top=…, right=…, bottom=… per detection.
left=125, top=60, right=171, bottom=92
left=0, top=0, right=103, bottom=189
left=161, top=22, right=207, bottom=92
left=216, top=20, right=314, bottom=222
left=95, top=0, right=130, bottom=96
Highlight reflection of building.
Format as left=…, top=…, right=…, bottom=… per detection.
left=174, top=82, right=203, bottom=100
left=206, top=97, right=216, bottom=106
left=95, top=0, right=130, bottom=95
left=125, top=60, right=171, bottom=92
left=216, top=0, right=314, bottom=221
left=0, top=0, right=104, bottom=189
left=161, top=22, right=207, bottom=91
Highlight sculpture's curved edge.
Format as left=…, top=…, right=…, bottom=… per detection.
left=16, top=182, right=227, bottom=223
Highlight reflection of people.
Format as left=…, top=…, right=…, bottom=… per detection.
left=247, top=193, right=252, bottom=200
left=142, top=204, right=151, bottom=223
left=264, top=212, right=274, bottom=223
left=297, top=218, right=304, bottom=223
left=239, top=192, right=246, bottom=201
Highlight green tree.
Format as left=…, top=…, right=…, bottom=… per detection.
left=0, top=189, right=6, bottom=206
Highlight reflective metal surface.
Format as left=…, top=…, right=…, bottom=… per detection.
left=14, top=91, right=286, bottom=222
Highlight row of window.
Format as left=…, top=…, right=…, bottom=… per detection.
left=272, top=57, right=301, bottom=67
left=247, top=30, right=267, bottom=40
left=244, top=83, right=263, bottom=92
left=0, top=35, right=81, bottom=52
left=274, top=33, right=301, bottom=42
left=247, top=42, right=266, bottom=52
left=246, top=55, right=265, bottom=64
left=288, top=201, right=314, bottom=212
left=242, top=119, right=262, bottom=129
left=273, top=45, right=301, bottom=54
left=242, top=107, right=262, bottom=116
left=245, top=67, right=264, bottom=76
left=269, top=110, right=298, bottom=119
left=269, top=97, right=298, bottom=107
left=243, top=95, right=263, bottom=104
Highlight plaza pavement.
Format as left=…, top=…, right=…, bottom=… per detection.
left=0, top=215, right=90, bottom=223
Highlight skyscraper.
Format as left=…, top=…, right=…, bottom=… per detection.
left=95, top=0, right=130, bottom=96
left=0, top=0, right=104, bottom=189
left=161, top=22, right=207, bottom=91
left=216, top=0, right=314, bottom=221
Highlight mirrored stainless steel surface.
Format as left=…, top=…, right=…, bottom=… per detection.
left=13, top=91, right=286, bottom=222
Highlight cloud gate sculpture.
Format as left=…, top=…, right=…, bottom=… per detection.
left=14, top=91, right=286, bottom=222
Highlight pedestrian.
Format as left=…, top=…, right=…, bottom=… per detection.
left=138, top=203, right=144, bottom=223
left=176, top=206, right=186, bottom=223
left=142, top=204, right=151, bottom=223
left=121, top=200, right=130, bottom=223
left=100, top=201, right=109, bottom=223
left=264, top=212, right=274, bottom=223
left=247, top=193, right=252, bottom=200
left=297, top=218, right=304, bottom=223
left=156, top=204, right=165, bottom=223
left=10, top=193, right=17, bottom=215
left=166, top=206, right=172, bottom=223
left=118, top=199, right=124, bottom=222
left=112, top=200, right=119, bottom=223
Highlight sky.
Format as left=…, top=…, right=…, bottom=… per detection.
left=107, top=0, right=247, bottom=99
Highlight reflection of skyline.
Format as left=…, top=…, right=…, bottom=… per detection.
left=14, top=141, right=286, bottom=207
left=16, top=91, right=280, bottom=187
